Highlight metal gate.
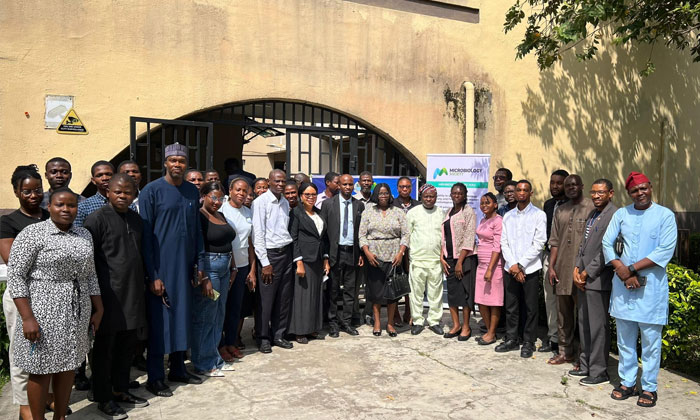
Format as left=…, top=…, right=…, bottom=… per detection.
left=129, top=117, right=214, bottom=183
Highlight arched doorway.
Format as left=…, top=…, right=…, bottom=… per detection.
left=126, top=99, right=424, bottom=184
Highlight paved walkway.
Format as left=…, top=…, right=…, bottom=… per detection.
left=2, top=311, right=698, bottom=419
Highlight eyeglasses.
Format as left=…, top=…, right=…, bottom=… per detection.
left=589, top=190, right=610, bottom=197
left=20, top=188, right=43, bottom=196
left=207, top=195, right=226, bottom=203
left=302, top=193, right=317, bottom=198
left=398, top=185, right=411, bottom=189
left=378, top=192, right=391, bottom=197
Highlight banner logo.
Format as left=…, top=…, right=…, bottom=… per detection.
left=432, top=168, right=448, bottom=179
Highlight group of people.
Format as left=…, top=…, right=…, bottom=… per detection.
left=1, top=145, right=678, bottom=420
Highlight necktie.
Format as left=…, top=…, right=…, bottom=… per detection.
left=343, top=200, right=350, bottom=238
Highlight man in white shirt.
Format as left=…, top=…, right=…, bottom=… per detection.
left=315, top=171, right=339, bottom=209
left=496, top=180, right=547, bottom=358
left=251, top=169, right=295, bottom=353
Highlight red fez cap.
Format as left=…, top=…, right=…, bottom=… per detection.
left=625, top=172, right=650, bottom=190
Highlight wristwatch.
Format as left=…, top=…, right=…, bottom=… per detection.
left=627, top=264, right=638, bottom=277
left=517, top=263, right=524, bottom=272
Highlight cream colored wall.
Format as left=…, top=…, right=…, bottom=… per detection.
left=0, top=0, right=698, bottom=212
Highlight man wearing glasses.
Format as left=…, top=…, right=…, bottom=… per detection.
left=140, top=143, right=206, bottom=397
left=492, top=168, right=513, bottom=207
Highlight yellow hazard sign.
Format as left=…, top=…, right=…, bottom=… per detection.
left=56, top=108, right=88, bottom=135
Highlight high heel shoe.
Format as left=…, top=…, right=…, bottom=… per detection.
left=373, top=330, right=382, bottom=336
left=386, top=327, right=397, bottom=338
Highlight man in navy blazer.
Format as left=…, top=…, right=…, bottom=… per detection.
left=321, top=174, right=365, bottom=337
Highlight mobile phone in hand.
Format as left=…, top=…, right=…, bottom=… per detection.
left=637, top=276, right=647, bottom=287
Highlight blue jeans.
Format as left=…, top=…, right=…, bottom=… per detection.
left=616, top=318, right=663, bottom=392
left=221, top=264, right=250, bottom=347
left=191, top=252, right=231, bottom=372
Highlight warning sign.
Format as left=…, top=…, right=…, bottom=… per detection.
left=56, top=109, right=88, bottom=135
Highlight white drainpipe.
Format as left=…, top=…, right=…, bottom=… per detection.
left=463, top=81, right=475, bottom=154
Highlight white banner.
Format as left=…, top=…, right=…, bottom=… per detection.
left=426, top=154, right=491, bottom=224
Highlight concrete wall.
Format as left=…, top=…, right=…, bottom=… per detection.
left=1, top=0, right=698, bottom=219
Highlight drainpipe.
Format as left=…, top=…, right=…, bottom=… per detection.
left=463, top=81, right=475, bottom=154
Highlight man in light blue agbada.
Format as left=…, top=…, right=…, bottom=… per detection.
left=602, top=172, right=677, bottom=408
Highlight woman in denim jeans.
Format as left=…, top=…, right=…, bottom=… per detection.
left=192, top=181, right=236, bottom=377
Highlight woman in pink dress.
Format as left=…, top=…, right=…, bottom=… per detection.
left=475, top=193, right=503, bottom=345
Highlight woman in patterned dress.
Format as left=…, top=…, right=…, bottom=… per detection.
left=359, top=183, right=409, bottom=337
left=7, top=188, right=103, bottom=420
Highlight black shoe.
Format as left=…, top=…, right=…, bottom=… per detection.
left=145, top=380, right=172, bottom=397
left=128, top=380, right=140, bottom=389
left=568, top=368, right=589, bottom=377
left=364, top=315, right=374, bottom=326
left=113, top=392, right=149, bottom=408
left=341, top=325, right=359, bottom=336
left=45, top=403, right=72, bottom=415
left=580, top=375, right=610, bottom=386
left=74, top=373, right=90, bottom=391
left=443, top=331, right=460, bottom=339
left=393, top=319, right=404, bottom=328
left=495, top=339, right=520, bottom=353
left=373, top=330, right=382, bottom=336
left=428, top=325, right=443, bottom=335
left=458, top=332, right=472, bottom=342
left=273, top=338, right=294, bottom=349
left=98, top=400, right=128, bottom=420
left=386, top=328, right=397, bottom=338
left=411, top=325, right=424, bottom=335
left=87, top=389, right=95, bottom=402
left=520, top=342, right=535, bottom=358
left=167, top=372, right=203, bottom=385
left=351, top=318, right=362, bottom=328
left=259, top=340, right=272, bottom=353
left=329, top=326, right=340, bottom=338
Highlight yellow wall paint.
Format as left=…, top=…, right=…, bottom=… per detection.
left=0, top=0, right=698, bottom=211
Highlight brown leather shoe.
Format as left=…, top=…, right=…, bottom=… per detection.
left=547, top=354, right=575, bottom=365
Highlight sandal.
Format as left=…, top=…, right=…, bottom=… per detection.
left=611, top=385, right=638, bottom=400
left=637, top=390, right=657, bottom=408
left=218, top=347, right=235, bottom=363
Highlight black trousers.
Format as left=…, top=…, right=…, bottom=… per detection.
left=255, top=246, right=294, bottom=342
left=505, top=271, right=540, bottom=344
left=577, top=287, right=611, bottom=377
left=328, top=248, right=357, bottom=328
left=91, top=329, right=137, bottom=402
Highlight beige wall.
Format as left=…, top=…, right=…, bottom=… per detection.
left=1, top=0, right=698, bottom=214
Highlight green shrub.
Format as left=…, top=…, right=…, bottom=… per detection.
left=663, top=263, right=700, bottom=372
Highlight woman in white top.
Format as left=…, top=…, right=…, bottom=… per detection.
left=220, top=178, right=257, bottom=360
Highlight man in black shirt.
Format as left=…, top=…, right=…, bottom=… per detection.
left=539, top=169, right=569, bottom=353
left=84, top=174, right=149, bottom=419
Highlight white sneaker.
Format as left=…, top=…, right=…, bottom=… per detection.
left=221, top=362, right=236, bottom=371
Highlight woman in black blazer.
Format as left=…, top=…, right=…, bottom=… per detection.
left=288, top=182, right=330, bottom=344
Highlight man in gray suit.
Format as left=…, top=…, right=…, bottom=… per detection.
left=571, top=178, right=617, bottom=386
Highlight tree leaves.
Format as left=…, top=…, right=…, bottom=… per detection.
left=504, top=0, right=700, bottom=75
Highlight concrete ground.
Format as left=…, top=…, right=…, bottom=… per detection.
left=2, top=309, right=698, bottom=420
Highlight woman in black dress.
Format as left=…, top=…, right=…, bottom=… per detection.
left=288, top=182, right=330, bottom=343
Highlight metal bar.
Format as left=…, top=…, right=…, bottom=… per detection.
left=146, top=122, right=151, bottom=182
left=130, top=117, right=212, bottom=127
left=196, top=128, right=201, bottom=169
left=308, top=134, right=313, bottom=175
left=206, top=123, right=214, bottom=170
left=286, top=132, right=292, bottom=172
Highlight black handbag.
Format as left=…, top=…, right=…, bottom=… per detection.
left=614, top=233, right=624, bottom=257
left=383, top=265, right=411, bottom=300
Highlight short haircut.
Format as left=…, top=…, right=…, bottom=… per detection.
left=592, top=178, right=614, bottom=191
left=517, top=179, right=533, bottom=189
left=285, top=180, right=298, bottom=189
left=45, top=157, right=71, bottom=170
left=91, top=160, right=115, bottom=176
left=185, top=169, right=203, bottom=177
left=11, top=165, right=42, bottom=190
left=108, top=173, right=137, bottom=190
left=253, top=177, right=268, bottom=187
left=299, top=182, right=318, bottom=195
left=398, top=176, right=411, bottom=184
left=496, top=168, right=513, bottom=180
left=117, top=159, right=139, bottom=172
left=369, top=182, right=393, bottom=204
left=229, top=177, right=250, bottom=190
left=551, top=169, right=570, bottom=178
left=359, top=171, right=373, bottom=178
left=49, top=187, right=77, bottom=204
left=482, top=192, right=498, bottom=204
left=565, top=174, right=583, bottom=185
left=200, top=181, right=225, bottom=197
left=324, top=171, right=339, bottom=184
left=205, top=169, right=219, bottom=176
left=503, top=180, right=518, bottom=189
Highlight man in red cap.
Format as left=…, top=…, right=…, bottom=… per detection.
left=602, top=172, right=677, bottom=408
